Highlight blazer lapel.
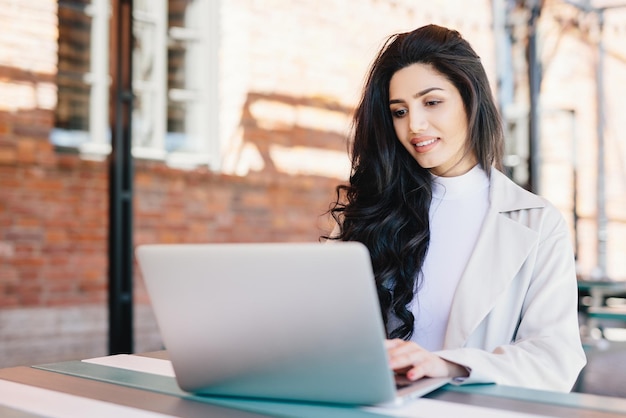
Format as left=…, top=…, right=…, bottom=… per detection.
left=442, top=170, right=544, bottom=349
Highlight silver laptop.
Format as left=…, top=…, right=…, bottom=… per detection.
left=135, top=242, right=450, bottom=406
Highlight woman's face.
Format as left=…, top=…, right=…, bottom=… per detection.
left=388, top=63, right=476, bottom=177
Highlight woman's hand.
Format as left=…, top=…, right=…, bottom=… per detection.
left=385, top=338, right=469, bottom=381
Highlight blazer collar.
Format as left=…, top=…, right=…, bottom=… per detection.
left=489, top=169, right=545, bottom=213
left=442, top=169, right=544, bottom=348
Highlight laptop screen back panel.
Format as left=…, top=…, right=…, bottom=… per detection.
left=136, top=242, right=397, bottom=405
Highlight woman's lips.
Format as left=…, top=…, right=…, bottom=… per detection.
left=410, top=136, right=439, bottom=153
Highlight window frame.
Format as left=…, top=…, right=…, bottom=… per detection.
left=52, top=0, right=221, bottom=170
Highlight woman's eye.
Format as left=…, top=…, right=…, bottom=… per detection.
left=425, top=100, right=441, bottom=107
left=392, top=109, right=407, bottom=118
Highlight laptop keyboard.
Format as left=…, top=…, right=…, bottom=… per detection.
left=394, top=374, right=414, bottom=389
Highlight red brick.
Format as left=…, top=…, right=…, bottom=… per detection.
left=13, top=255, right=45, bottom=267
left=0, top=120, right=11, bottom=135
left=35, top=178, right=65, bottom=191
left=0, top=295, right=19, bottom=308
left=16, top=139, right=37, bottom=164
left=17, top=283, right=43, bottom=306
left=5, top=228, right=44, bottom=242
left=0, top=147, right=16, bottom=165
left=45, top=229, right=69, bottom=244
left=46, top=278, right=76, bottom=293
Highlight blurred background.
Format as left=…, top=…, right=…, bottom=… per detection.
left=1, top=0, right=626, bottom=397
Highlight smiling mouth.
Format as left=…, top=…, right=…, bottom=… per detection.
left=415, top=138, right=438, bottom=147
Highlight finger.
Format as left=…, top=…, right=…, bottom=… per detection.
left=406, top=363, right=428, bottom=381
left=389, top=345, right=429, bottom=371
left=384, top=338, right=405, bottom=349
left=406, top=355, right=451, bottom=380
left=387, top=340, right=424, bottom=357
left=388, top=342, right=425, bottom=363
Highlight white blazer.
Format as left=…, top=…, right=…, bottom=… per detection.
left=435, top=169, right=586, bottom=392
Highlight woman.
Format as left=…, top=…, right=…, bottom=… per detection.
left=325, top=24, right=586, bottom=392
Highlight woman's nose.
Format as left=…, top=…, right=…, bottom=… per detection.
left=409, top=110, right=428, bottom=134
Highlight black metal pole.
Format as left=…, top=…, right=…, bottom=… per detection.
left=595, top=9, right=607, bottom=278
left=108, top=0, right=134, bottom=354
left=569, top=109, right=579, bottom=262
left=527, top=0, right=542, bottom=193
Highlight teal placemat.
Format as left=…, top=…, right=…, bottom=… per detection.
left=34, top=360, right=626, bottom=416
left=33, top=361, right=392, bottom=418
left=443, top=382, right=626, bottom=415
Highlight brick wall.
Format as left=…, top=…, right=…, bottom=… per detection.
left=1, top=0, right=626, bottom=367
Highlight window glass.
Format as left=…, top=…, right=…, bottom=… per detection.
left=52, top=0, right=218, bottom=165
left=133, top=0, right=161, bottom=150
left=54, top=1, right=92, bottom=145
left=167, top=0, right=194, bottom=151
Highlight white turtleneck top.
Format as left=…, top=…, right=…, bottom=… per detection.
left=410, top=165, right=490, bottom=351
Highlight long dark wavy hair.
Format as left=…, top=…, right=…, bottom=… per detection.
left=325, top=25, right=503, bottom=340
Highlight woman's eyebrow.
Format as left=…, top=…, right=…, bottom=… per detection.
left=389, top=87, right=444, bottom=104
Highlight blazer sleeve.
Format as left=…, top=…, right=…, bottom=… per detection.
left=435, top=206, right=587, bottom=392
